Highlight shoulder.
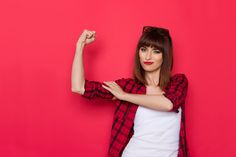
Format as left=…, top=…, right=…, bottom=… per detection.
left=114, top=77, right=139, bottom=91
left=115, top=77, right=135, bottom=85
left=163, top=73, right=189, bottom=94
left=170, top=73, right=188, bottom=83
left=166, top=73, right=188, bottom=89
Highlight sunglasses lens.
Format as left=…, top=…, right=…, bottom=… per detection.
left=142, top=26, right=169, bottom=34
left=143, top=26, right=152, bottom=33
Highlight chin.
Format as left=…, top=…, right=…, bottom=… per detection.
left=143, top=68, right=156, bottom=72
left=143, top=66, right=161, bottom=72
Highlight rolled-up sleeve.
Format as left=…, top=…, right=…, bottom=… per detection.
left=163, top=74, right=189, bottom=113
left=81, top=78, right=127, bottom=100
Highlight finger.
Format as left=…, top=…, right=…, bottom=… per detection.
left=109, top=82, right=120, bottom=89
left=104, top=81, right=114, bottom=86
left=111, top=82, right=120, bottom=89
left=88, top=31, right=95, bottom=38
left=83, top=30, right=89, bottom=36
left=102, top=84, right=111, bottom=91
left=107, top=82, right=116, bottom=88
left=87, top=32, right=93, bottom=38
left=111, top=82, right=118, bottom=86
left=109, top=81, right=116, bottom=85
left=87, top=38, right=95, bottom=43
left=85, top=30, right=92, bottom=38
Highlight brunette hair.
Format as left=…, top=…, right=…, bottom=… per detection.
left=132, top=26, right=173, bottom=90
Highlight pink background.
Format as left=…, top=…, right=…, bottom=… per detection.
left=0, top=0, right=235, bottom=156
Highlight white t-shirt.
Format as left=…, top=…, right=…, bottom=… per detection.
left=121, top=86, right=181, bottom=157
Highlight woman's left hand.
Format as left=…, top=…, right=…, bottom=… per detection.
left=102, top=81, right=127, bottom=101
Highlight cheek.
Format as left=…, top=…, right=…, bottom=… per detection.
left=154, top=55, right=163, bottom=64
left=139, top=52, right=143, bottom=60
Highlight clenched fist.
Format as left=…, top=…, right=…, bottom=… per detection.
left=77, top=29, right=96, bottom=46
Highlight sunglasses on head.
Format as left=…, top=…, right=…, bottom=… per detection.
left=142, top=26, right=169, bottom=35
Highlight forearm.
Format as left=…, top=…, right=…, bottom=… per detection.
left=71, top=42, right=86, bottom=93
left=123, top=93, right=173, bottom=112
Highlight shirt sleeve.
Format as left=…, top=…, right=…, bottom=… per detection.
left=81, top=78, right=127, bottom=100
left=163, top=73, right=189, bottom=113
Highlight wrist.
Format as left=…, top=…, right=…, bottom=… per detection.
left=76, top=42, right=85, bottom=52
left=122, top=92, right=129, bottom=101
left=76, top=41, right=85, bottom=48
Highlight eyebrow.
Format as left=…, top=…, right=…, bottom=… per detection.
left=142, top=46, right=160, bottom=51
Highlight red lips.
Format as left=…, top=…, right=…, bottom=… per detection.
left=143, top=61, right=154, bottom=65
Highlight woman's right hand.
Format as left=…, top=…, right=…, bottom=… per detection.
left=76, top=29, right=96, bottom=46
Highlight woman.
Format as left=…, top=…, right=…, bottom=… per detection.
left=71, top=26, right=189, bottom=157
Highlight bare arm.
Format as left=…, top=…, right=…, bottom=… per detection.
left=102, top=81, right=172, bottom=111
left=121, top=74, right=188, bottom=112
left=71, top=29, right=96, bottom=94
left=71, top=43, right=86, bottom=94
left=102, top=74, right=188, bottom=112
left=123, top=93, right=173, bottom=112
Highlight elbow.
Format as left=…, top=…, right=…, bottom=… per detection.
left=163, top=96, right=174, bottom=111
left=71, top=87, right=84, bottom=95
left=71, top=81, right=85, bottom=95
left=71, top=87, right=79, bottom=93
left=166, top=102, right=174, bottom=111
left=71, top=88, right=78, bottom=93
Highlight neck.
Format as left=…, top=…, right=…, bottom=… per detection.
left=145, top=68, right=161, bottom=87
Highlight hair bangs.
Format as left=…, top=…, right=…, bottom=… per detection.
left=138, top=34, right=164, bottom=53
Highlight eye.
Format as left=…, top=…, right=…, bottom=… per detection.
left=140, top=47, right=146, bottom=52
left=153, top=49, right=161, bottom=54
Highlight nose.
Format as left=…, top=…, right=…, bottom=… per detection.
left=145, top=50, right=152, bottom=60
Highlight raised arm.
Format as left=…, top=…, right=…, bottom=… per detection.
left=71, top=29, right=96, bottom=94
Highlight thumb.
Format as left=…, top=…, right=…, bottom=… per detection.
left=112, top=96, right=117, bottom=100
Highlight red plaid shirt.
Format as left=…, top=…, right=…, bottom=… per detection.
left=81, top=73, right=189, bottom=157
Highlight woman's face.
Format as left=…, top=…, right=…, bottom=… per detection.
left=139, top=46, right=163, bottom=72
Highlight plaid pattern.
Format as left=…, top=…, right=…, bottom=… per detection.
left=81, top=73, right=189, bottom=157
